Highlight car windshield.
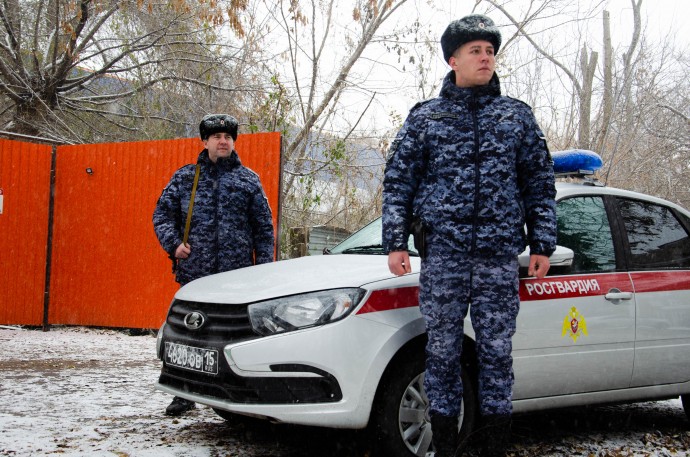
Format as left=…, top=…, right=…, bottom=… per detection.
left=327, top=217, right=418, bottom=256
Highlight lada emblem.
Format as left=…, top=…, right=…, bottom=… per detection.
left=184, top=311, right=206, bottom=330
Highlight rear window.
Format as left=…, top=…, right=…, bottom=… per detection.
left=618, top=198, right=690, bottom=269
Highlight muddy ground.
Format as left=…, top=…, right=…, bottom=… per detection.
left=0, top=326, right=688, bottom=457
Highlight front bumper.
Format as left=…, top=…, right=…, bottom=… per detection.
left=156, top=308, right=422, bottom=428
left=158, top=361, right=342, bottom=404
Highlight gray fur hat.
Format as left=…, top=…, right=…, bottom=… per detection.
left=440, top=14, right=502, bottom=63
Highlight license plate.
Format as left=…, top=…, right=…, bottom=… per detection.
left=164, top=342, right=218, bottom=375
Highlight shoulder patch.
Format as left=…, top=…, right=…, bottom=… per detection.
left=387, top=136, right=404, bottom=162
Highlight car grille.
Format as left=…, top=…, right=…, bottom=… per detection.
left=166, top=299, right=256, bottom=340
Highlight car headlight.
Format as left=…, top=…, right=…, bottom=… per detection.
left=248, top=288, right=366, bottom=336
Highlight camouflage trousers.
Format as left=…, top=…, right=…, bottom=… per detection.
left=419, top=248, right=520, bottom=417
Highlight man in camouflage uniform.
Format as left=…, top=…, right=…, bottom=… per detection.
left=382, top=15, right=556, bottom=457
left=153, top=114, right=274, bottom=415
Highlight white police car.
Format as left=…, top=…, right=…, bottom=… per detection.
left=156, top=151, right=690, bottom=456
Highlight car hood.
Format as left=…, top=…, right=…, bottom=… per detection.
left=175, top=254, right=420, bottom=304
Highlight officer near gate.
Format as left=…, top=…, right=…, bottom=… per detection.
left=382, top=15, right=557, bottom=457
left=153, top=114, right=275, bottom=416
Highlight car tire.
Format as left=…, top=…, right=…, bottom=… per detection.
left=370, top=348, right=477, bottom=457
left=682, top=395, right=690, bottom=420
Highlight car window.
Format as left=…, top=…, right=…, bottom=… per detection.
left=328, top=218, right=383, bottom=254
left=556, top=196, right=617, bottom=273
left=328, top=217, right=418, bottom=255
left=617, top=198, right=690, bottom=269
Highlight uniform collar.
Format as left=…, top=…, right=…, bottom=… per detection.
left=439, top=70, right=502, bottom=103
left=197, top=149, right=241, bottom=170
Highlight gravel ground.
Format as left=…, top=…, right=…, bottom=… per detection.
left=0, top=326, right=688, bottom=457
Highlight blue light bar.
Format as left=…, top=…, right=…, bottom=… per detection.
left=552, top=149, right=603, bottom=175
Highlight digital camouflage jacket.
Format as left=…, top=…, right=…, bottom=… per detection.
left=382, top=72, right=556, bottom=258
left=153, top=150, right=274, bottom=285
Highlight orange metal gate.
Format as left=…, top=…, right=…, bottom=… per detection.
left=0, top=139, right=53, bottom=326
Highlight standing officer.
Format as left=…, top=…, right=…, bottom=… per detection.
left=382, top=15, right=556, bottom=457
left=153, top=114, right=275, bottom=416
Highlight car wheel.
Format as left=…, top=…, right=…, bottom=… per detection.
left=370, top=350, right=477, bottom=457
left=682, top=395, right=690, bottom=420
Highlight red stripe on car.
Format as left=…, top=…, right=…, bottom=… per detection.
left=630, top=270, right=690, bottom=293
left=357, top=287, right=419, bottom=314
left=356, top=270, right=690, bottom=313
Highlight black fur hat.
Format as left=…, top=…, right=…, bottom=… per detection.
left=199, top=114, right=239, bottom=141
left=440, top=14, right=502, bottom=63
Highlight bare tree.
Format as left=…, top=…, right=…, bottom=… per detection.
left=484, top=0, right=609, bottom=150
left=252, top=0, right=410, bottom=256
left=481, top=0, right=688, bottom=208
left=275, top=0, right=407, bottom=169
left=602, top=41, right=690, bottom=208
left=597, top=9, right=613, bottom=153
left=0, top=0, right=256, bottom=143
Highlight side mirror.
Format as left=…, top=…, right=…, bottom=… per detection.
left=518, top=245, right=574, bottom=268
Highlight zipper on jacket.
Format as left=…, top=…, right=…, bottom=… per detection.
left=470, top=94, right=480, bottom=255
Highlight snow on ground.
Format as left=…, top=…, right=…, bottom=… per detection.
left=0, top=325, right=688, bottom=457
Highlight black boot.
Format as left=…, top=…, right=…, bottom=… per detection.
left=430, top=414, right=458, bottom=457
left=165, top=396, right=195, bottom=416
left=478, top=414, right=511, bottom=457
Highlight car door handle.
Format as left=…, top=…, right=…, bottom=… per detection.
left=605, top=288, right=633, bottom=302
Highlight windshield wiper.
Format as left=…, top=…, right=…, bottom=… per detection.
left=339, top=244, right=384, bottom=254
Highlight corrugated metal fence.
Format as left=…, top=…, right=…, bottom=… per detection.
left=0, top=134, right=281, bottom=329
